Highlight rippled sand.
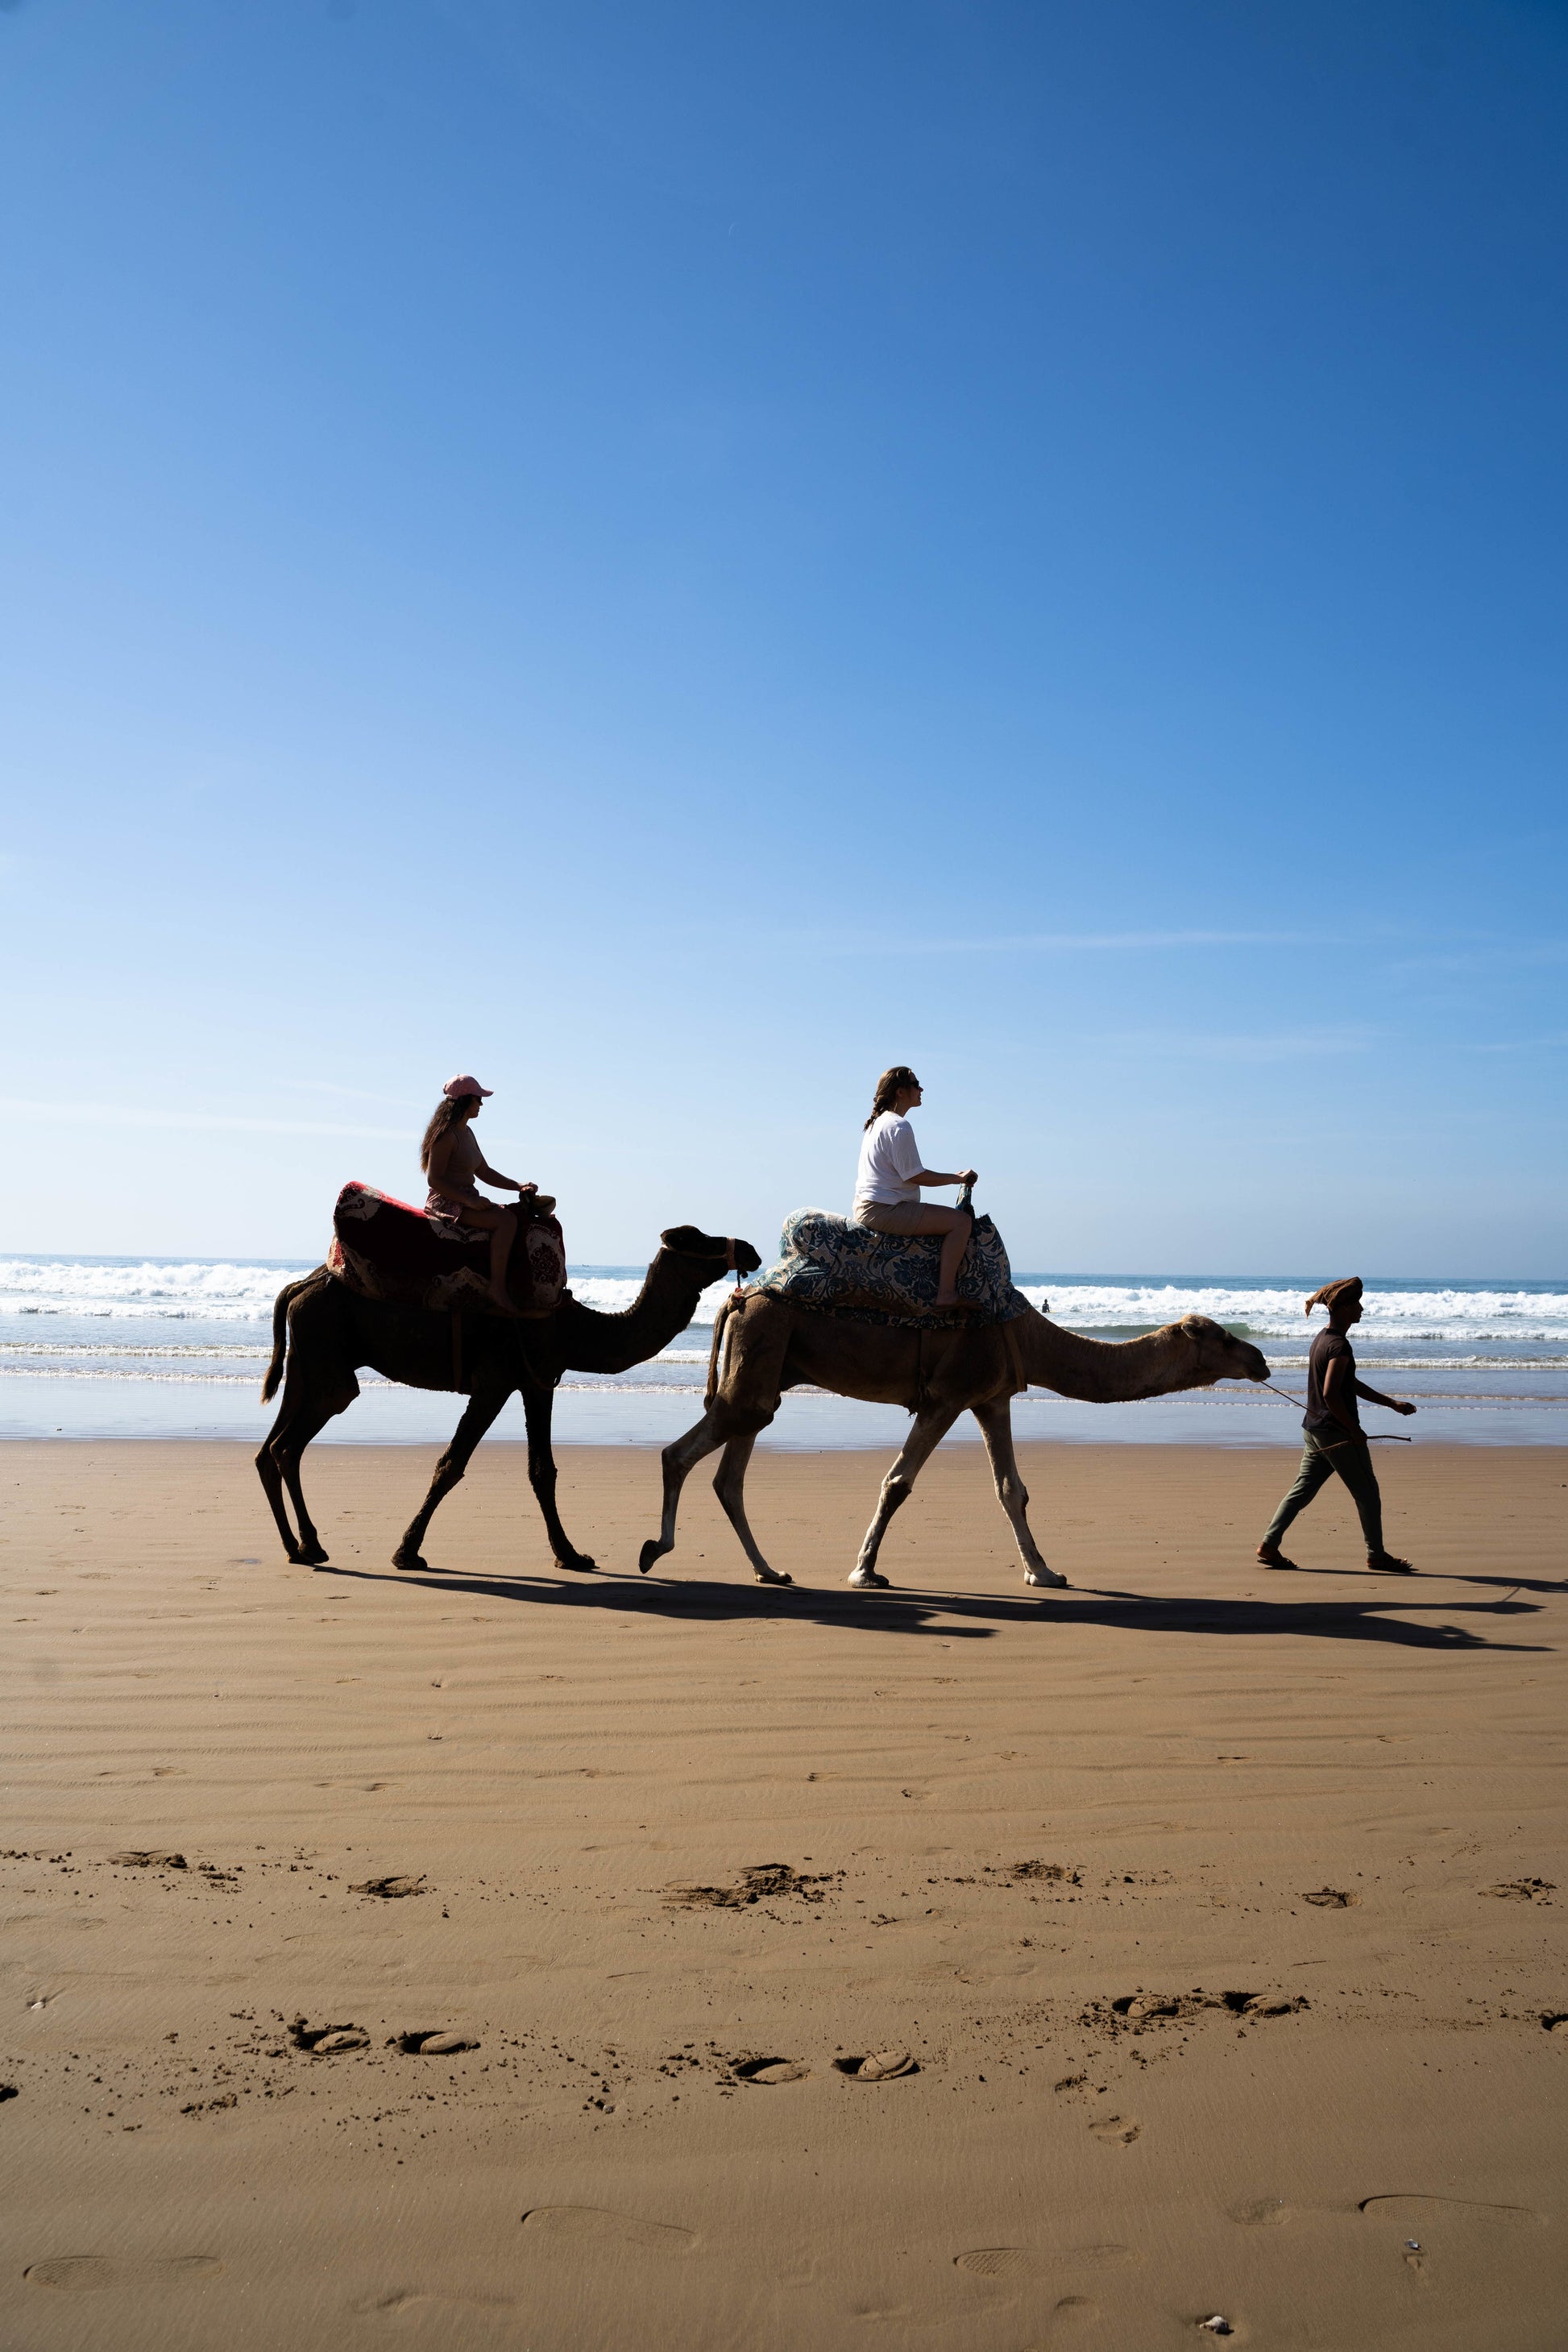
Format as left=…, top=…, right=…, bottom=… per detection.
left=3, top=1438, right=1566, bottom=2350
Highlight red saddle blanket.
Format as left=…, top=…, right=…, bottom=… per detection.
left=326, top=1182, right=568, bottom=1317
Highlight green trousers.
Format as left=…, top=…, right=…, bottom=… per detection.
left=1263, top=1430, right=1384, bottom=1556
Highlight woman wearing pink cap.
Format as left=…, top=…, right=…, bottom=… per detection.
left=420, top=1076, right=537, bottom=1314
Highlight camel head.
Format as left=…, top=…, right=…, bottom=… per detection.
left=658, top=1226, right=763, bottom=1280
left=1176, top=1313, right=1270, bottom=1389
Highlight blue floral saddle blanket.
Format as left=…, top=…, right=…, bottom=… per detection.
left=749, top=1208, right=1031, bottom=1329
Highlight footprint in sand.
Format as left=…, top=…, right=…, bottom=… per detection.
left=288, top=2017, right=369, bottom=2053
left=351, top=1874, right=427, bottom=1899
left=1359, top=2194, right=1539, bottom=2228
left=27, top=2256, right=223, bottom=2292
left=1088, top=2115, right=1141, bottom=2147
left=732, top=2055, right=808, bottom=2084
left=1480, top=1878, right=1555, bottom=1902
left=833, top=2047, right=918, bottom=2080
left=356, top=2288, right=514, bottom=2323
left=1229, top=2197, right=1291, bottom=2227
left=955, top=2246, right=1139, bottom=2279
left=520, top=2208, right=694, bottom=2255
left=1301, top=1887, right=1359, bottom=1907
left=390, top=2030, right=479, bottom=2055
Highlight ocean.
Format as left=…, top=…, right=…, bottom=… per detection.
left=2, top=1255, right=1564, bottom=1448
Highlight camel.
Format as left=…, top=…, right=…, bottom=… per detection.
left=638, top=1292, right=1271, bottom=1590
left=256, top=1226, right=760, bottom=1575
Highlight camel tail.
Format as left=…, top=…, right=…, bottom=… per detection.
left=261, top=1274, right=319, bottom=1403
left=703, top=1292, right=735, bottom=1411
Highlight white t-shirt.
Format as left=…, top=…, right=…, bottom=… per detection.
left=854, top=1112, right=924, bottom=1211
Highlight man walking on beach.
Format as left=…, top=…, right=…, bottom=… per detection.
left=1258, top=1276, right=1417, bottom=1574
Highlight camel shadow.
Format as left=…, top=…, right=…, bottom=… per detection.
left=322, top=1562, right=998, bottom=1637
left=319, top=1565, right=1546, bottom=1652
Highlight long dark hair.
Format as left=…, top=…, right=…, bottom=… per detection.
left=421, top=1093, right=479, bottom=1173
left=864, top=1065, right=919, bottom=1130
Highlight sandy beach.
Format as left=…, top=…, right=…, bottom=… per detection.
left=3, top=1435, right=1565, bottom=2350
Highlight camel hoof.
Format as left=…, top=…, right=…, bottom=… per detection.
left=1025, top=1566, right=1068, bottom=1588
left=638, top=1541, right=662, bottom=1575
left=299, top=1545, right=330, bottom=1567
left=556, top=1554, right=596, bottom=1575
left=848, top=1570, right=890, bottom=1590
left=755, top=1570, right=793, bottom=1587
left=392, top=1551, right=431, bottom=1574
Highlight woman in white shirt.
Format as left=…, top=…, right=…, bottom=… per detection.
left=852, top=1064, right=978, bottom=1309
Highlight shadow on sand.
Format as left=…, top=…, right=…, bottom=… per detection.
left=321, top=1562, right=1549, bottom=1654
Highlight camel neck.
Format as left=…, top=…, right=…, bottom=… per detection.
left=1015, top=1313, right=1195, bottom=1404
left=555, top=1251, right=714, bottom=1376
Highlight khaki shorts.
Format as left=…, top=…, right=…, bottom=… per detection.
left=852, top=1200, right=931, bottom=1236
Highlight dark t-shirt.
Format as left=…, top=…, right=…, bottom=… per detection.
left=1305, top=1328, right=1358, bottom=1437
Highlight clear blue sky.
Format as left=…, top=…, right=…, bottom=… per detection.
left=2, top=0, right=1564, bottom=1273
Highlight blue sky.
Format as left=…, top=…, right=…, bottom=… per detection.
left=2, top=0, right=1564, bottom=1273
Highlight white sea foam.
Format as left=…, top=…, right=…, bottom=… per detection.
left=0, top=1258, right=313, bottom=1320
left=1013, top=1283, right=1568, bottom=1345
left=2, top=1259, right=1564, bottom=1350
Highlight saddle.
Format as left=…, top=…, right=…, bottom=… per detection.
left=748, top=1208, right=1030, bottom=1329
left=326, top=1182, right=568, bottom=1318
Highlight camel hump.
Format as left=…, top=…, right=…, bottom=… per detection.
left=751, top=1207, right=1030, bottom=1329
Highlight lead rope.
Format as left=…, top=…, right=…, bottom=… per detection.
left=1258, top=1379, right=1412, bottom=1443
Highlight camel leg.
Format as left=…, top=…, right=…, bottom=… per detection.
left=972, top=1396, right=1068, bottom=1588
left=392, top=1383, right=512, bottom=1573
left=638, top=1411, right=729, bottom=1576
left=521, top=1382, right=597, bottom=1575
left=848, top=1404, right=964, bottom=1590
left=712, top=1432, right=794, bottom=1587
left=257, top=1371, right=358, bottom=1566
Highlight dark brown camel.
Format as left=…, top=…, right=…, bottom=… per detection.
left=638, top=1294, right=1270, bottom=1589
left=256, top=1226, right=760, bottom=1575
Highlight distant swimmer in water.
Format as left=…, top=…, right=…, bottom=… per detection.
left=421, top=1075, right=537, bottom=1316
left=851, top=1065, right=978, bottom=1310
left=1257, top=1276, right=1417, bottom=1574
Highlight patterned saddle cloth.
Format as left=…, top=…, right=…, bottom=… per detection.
left=326, top=1182, right=568, bottom=1317
left=749, top=1208, right=1030, bottom=1329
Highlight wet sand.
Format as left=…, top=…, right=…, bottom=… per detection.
left=2, top=1437, right=1566, bottom=2350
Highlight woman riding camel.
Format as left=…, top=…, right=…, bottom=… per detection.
left=421, top=1075, right=537, bottom=1315
left=851, top=1065, right=977, bottom=1310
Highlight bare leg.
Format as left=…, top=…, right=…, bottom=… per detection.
left=447, top=1199, right=521, bottom=1313
left=639, top=1411, right=729, bottom=1574
left=972, top=1396, right=1068, bottom=1587
left=848, top=1404, right=964, bottom=1588
left=712, top=1432, right=793, bottom=1586
left=521, top=1383, right=596, bottom=1574
left=490, top=1209, right=517, bottom=1310
left=935, top=1213, right=973, bottom=1306
left=876, top=1204, right=973, bottom=1308
left=393, top=1383, right=512, bottom=1571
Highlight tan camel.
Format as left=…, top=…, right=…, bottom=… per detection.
left=638, top=1294, right=1270, bottom=1589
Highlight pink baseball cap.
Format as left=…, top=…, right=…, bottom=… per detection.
left=442, top=1073, right=493, bottom=1100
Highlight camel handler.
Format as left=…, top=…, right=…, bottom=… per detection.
left=1257, top=1276, right=1417, bottom=1574
left=851, top=1065, right=978, bottom=1311
left=420, top=1075, right=538, bottom=1316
